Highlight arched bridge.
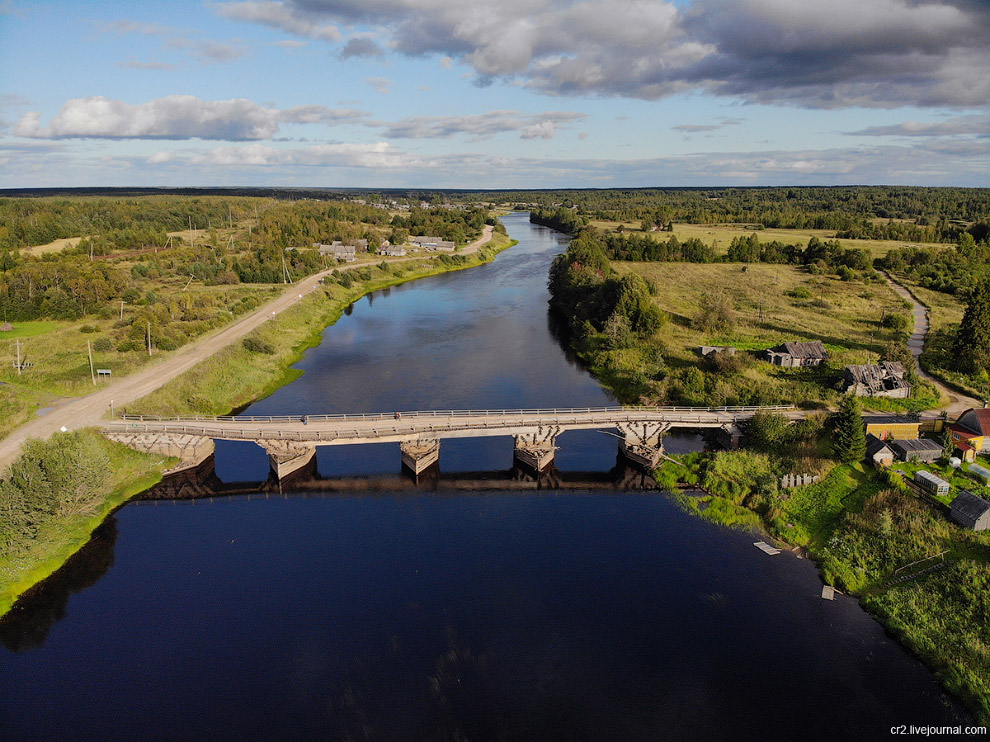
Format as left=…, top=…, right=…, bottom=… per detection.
left=103, top=405, right=797, bottom=478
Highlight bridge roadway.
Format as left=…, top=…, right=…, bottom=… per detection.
left=103, top=405, right=797, bottom=478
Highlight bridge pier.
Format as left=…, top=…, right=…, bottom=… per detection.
left=717, top=423, right=743, bottom=450
left=102, top=431, right=215, bottom=474
left=616, top=421, right=671, bottom=470
left=261, top=441, right=317, bottom=481
left=513, top=426, right=560, bottom=475
left=400, top=439, right=441, bottom=476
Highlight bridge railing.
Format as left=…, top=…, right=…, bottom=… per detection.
left=116, top=404, right=795, bottom=424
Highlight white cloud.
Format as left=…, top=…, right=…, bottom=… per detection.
left=190, top=141, right=418, bottom=168
left=380, top=110, right=584, bottom=141
left=147, top=150, right=175, bottom=164
left=364, top=77, right=393, bottom=94
left=13, top=95, right=367, bottom=140
left=212, top=1, right=340, bottom=41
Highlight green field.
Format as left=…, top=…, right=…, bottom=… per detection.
left=0, top=321, right=61, bottom=339
left=599, top=261, right=941, bottom=410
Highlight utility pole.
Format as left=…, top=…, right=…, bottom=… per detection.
left=15, top=338, right=21, bottom=376
left=120, top=301, right=125, bottom=320
left=87, top=340, right=96, bottom=385
left=228, top=204, right=233, bottom=229
left=147, top=322, right=152, bottom=356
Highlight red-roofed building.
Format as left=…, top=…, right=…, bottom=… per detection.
left=949, top=408, right=990, bottom=458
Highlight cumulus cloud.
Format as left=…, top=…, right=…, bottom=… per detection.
left=380, top=110, right=584, bottom=141
left=13, top=95, right=366, bottom=140
left=212, top=1, right=340, bottom=41
left=211, top=0, right=990, bottom=109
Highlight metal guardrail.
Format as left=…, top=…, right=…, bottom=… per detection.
left=116, top=405, right=795, bottom=424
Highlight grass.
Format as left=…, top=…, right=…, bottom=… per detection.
left=0, top=430, right=172, bottom=616
left=0, top=321, right=61, bottom=339
left=596, top=261, right=941, bottom=410
left=589, top=220, right=946, bottom=259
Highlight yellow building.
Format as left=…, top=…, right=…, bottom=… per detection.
left=863, top=415, right=921, bottom=441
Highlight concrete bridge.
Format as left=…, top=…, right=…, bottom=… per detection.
left=102, top=405, right=796, bottom=479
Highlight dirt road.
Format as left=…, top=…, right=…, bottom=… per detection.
left=884, top=273, right=982, bottom=417
left=0, top=226, right=495, bottom=470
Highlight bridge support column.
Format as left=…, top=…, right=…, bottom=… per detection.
left=261, top=441, right=317, bottom=481
left=400, top=439, right=440, bottom=476
left=616, top=422, right=671, bottom=470
left=717, top=423, right=743, bottom=450
left=513, top=426, right=560, bottom=474
left=102, top=431, right=215, bottom=475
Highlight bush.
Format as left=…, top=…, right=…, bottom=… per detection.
left=882, top=312, right=910, bottom=332
left=79, top=324, right=99, bottom=333
left=243, top=337, right=276, bottom=354
left=92, top=337, right=113, bottom=352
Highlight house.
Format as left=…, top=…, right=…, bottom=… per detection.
left=865, top=434, right=894, bottom=467
left=863, top=415, right=921, bottom=441
left=948, top=407, right=990, bottom=456
left=380, top=245, right=406, bottom=257
left=316, top=242, right=356, bottom=262
left=949, top=490, right=990, bottom=530
left=914, top=470, right=949, bottom=496
left=843, top=362, right=911, bottom=398
left=410, top=235, right=456, bottom=252
left=889, top=438, right=943, bottom=463
left=352, top=239, right=369, bottom=252
left=698, top=346, right=736, bottom=359
left=763, top=341, right=828, bottom=367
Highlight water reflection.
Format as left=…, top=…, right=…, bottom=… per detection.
left=0, top=518, right=117, bottom=651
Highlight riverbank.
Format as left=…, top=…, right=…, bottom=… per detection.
left=0, top=232, right=516, bottom=617
left=0, top=430, right=172, bottom=617
left=656, top=450, right=990, bottom=723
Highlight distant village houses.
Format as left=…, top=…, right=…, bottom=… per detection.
left=379, top=245, right=407, bottom=257
left=763, top=341, right=828, bottom=367
left=409, top=235, right=456, bottom=252
left=314, top=242, right=356, bottom=262
left=844, top=362, right=910, bottom=398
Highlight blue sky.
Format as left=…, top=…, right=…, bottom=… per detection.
left=1, top=0, right=988, bottom=188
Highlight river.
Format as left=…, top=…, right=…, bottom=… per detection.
left=0, top=213, right=967, bottom=740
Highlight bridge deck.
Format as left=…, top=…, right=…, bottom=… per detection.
left=105, top=406, right=797, bottom=445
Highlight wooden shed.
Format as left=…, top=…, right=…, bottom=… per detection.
left=949, top=491, right=990, bottom=531
left=890, top=438, right=944, bottom=463
left=865, top=434, right=894, bottom=468
left=763, top=341, right=828, bottom=367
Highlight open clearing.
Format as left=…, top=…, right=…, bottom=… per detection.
left=589, top=220, right=946, bottom=258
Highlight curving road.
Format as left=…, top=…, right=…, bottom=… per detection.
left=0, top=226, right=495, bottom=471
left=884, top=273, right=981, bottom=416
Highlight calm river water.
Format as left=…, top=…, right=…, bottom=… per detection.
left=0, top=213, right=967, bottom=740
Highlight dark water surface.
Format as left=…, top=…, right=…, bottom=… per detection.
left=0, top=214, right=966, bottom=740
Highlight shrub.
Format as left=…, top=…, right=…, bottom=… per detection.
left=92, top=337, right=113, bottom=352
left=79, top=324, right=99, bottom=333
left=243, top=337, right=276, bottom=354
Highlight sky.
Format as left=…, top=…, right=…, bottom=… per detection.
left=1, top=0, right=988, bottom=189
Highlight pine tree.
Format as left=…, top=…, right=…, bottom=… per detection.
left=832, top=395, right=866, bottom=463
left=953, top=278, right=990, bottom=374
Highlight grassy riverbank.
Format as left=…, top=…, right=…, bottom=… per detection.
left=657, top=452, right=990, bottom=723
left=0, top=234, right=515, bottom=618
left=128, top=233, right=515, bottom=416
left=0, top=430, right=171, bottom=617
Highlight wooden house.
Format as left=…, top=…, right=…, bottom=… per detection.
left=763, top=341, right=828, bottom=367
left=698, top=346, right=736, bottom=359
left=865, top=434, right=894, bottom=467
left=949, top=491, right=990, bottom=531
left=843, top=362, right=911, bottom=398
left=948, top=408, right=990, bottom=457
